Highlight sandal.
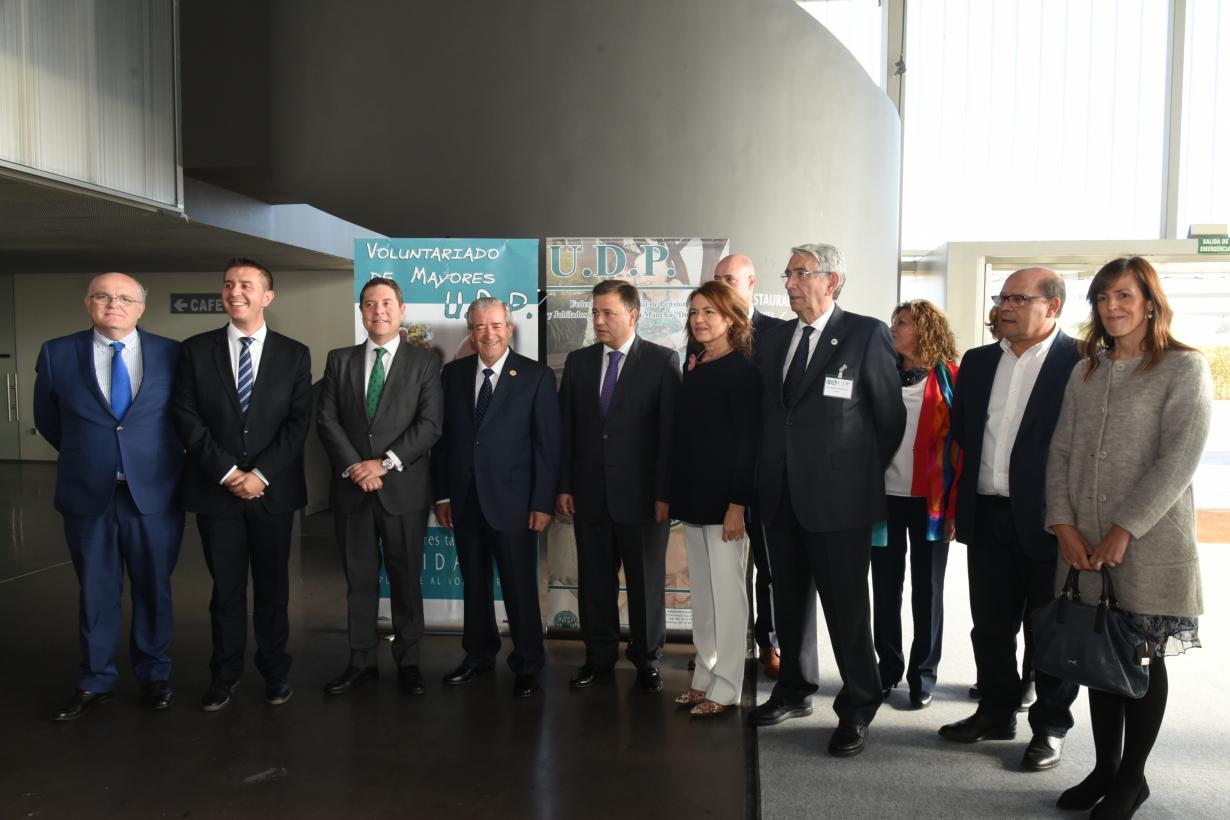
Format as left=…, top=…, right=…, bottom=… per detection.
left=690, top=699, right=729, bottom=717
left=674, top=688, right=706, bottom=706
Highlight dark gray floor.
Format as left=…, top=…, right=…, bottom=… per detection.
left=0, top=464, right=748, bottom=820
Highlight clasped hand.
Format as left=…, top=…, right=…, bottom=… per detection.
left=225, top=470, right=265, bottom=501
left=349, top=459, right=388, bottom=493
left=1054, top=523, right=1130, bottom=572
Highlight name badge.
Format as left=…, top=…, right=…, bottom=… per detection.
left=824, top=377, right=853, bottom=399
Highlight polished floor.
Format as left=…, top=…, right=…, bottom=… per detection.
left=0, top=464, right=749, bottom=820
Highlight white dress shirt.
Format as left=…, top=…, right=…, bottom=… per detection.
left=598, top=334, right=636, bottom=396
left=977, top=323, right=1061, bottom=496
left=92, top=328, right=143, bottom=403
left=780, top=303, right=836, bottom=379
left=221, top=322, right=270, bottom=486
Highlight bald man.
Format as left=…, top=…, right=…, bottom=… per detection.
left=709, top=254, right=787, bottom=677
left=940, top=267, right=1081, bottom=771
left=34, top=273, right=186, bottom=720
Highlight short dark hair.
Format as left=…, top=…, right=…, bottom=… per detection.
left=592, top=279, right=640, bottom=314
left=360, top=276, right=404, bottom=305
left=225, top=256, right=273, bottom=290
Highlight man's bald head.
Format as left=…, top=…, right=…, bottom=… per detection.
left=711, top=254, right=757, bottom=307
left=85, top=272, right=147, bottom=340
left=997, top=266, right=1065, bottom=355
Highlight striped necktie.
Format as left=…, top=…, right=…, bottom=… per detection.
left=237, top=337, right=255, bottom=415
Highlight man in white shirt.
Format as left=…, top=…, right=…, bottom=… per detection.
left=940, top=267, right=1082, bottom=772
left=316, top=277, right=442, bottom=697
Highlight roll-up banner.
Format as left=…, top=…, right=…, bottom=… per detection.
left=542, top=238, right=729, bottom=636
left=354, top=238, right=540, bottom=631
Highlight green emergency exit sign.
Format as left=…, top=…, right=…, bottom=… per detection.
left=1197, top=236, right=1230, bottom=253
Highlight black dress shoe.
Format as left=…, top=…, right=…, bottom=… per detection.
left=828, top=721, right=868, bottom=757
left=140, top=680, right=174, bottom=710
left=938, top=712, right=1017, bottom=743
left=747, top=697, right=813, bottom=726
left=442, top=663, right=492, bottom=686
left=1090, top=777, right=1149, bottom=819
left=909, top=690, right=933, bottom=709
left=513, top=674, right=539, bottom=698
left=200, top=680, right=239, bottom=712
left=51, top=690, right=113, bottom=721
left=265, top=681, right=293, bottom=706
left=1021, top=734, right=1064, bottom=771
left=569, top=664, right=609, bottom=689
left=398, top=665, right=426, bottom=695
left=1057, top=770, right=1114, bottom=810
left=638, top=667, right=664, bottom=693
left=323, top=665, right=378, bottom=696
left=881, top=681, right=898, bottom=699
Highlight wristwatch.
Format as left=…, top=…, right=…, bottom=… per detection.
left=381, top=457, right=396, bottom=472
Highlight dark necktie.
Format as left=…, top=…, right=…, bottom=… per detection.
left=600, top=350, right=622, bottom=416
left=475, top=367, right=494, bottom=426
left=366, top=347, right=386, bottom=421
left=237, top=337, right=255, bottom=415
left=782, top=326, right=814, bottom=406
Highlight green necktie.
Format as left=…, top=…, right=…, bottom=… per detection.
left=366, top=347, right=386, bottom=421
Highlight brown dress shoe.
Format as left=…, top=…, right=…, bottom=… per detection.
left=760, top=646, right=781, bottom=679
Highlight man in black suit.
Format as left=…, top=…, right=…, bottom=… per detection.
left=557, top=279, right=680, bottom=693
left=710, top=253, right=789, bottom=679
left=174, top=257, right=312, bottom=711
left=747, top=243, right=905, bottom=758
left=939, top=266, right=1081, bottom=772
left=433, top=298, right=561, bottom=698
left=316, top=277, right=442, bottom=697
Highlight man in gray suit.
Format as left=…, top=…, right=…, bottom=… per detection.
left=316, top=276, right=443, bottom=696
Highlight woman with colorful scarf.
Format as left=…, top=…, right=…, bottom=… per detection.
left=871, top=299, right=961, bottom=709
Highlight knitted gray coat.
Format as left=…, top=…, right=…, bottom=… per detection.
left=1045, top=349, right=1212, bottom=617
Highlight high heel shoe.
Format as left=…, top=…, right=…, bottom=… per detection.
left=1089, top=778, right=1149, bottom=819
left=1056, top=771, right=1111, bottom=810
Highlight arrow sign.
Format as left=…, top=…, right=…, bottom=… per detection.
left=170, top=294, right=226, bottom=314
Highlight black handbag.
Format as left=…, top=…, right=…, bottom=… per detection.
left=1030, top=567, right=1152, bottom=698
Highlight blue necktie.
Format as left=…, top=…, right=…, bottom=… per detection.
left=475, top=367, right=494, bottom=427
left=110, top=341, right=131, bottom=476
left=600, top=350, right=622, bottom=416
left=110, top=341, right=132, bottom=419
left=237, top=337, right=254, bottom=415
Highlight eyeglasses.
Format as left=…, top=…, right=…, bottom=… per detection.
left=89, top=293, right=143, bottom=306
left=991, top=293, right=1048, bottom=307
left=781, top=267, right=830, bottom=281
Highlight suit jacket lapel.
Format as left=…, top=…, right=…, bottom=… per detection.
left=76, top=331, right=115, bottom=418
left=347, top=344, right=367, bottom=422
left=1017, top=331, right=1070, bottom=437
left=788, top=306, right=844, bottom=407
left=211, top=329, right=244, bottom=419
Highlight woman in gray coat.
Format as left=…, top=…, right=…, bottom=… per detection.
left=1046, top=256, right=1212, bottom=819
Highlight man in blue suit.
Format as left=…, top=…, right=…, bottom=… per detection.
left=433, top=297, right=561, bottom=698
left=940, top=266, right=1081, bottom=772
left=34, top=272, right=185, bottom=720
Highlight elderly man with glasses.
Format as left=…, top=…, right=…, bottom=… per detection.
left=746, top=243, right=905, bottom=757
left=34, top=273, right=186, bottom=720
